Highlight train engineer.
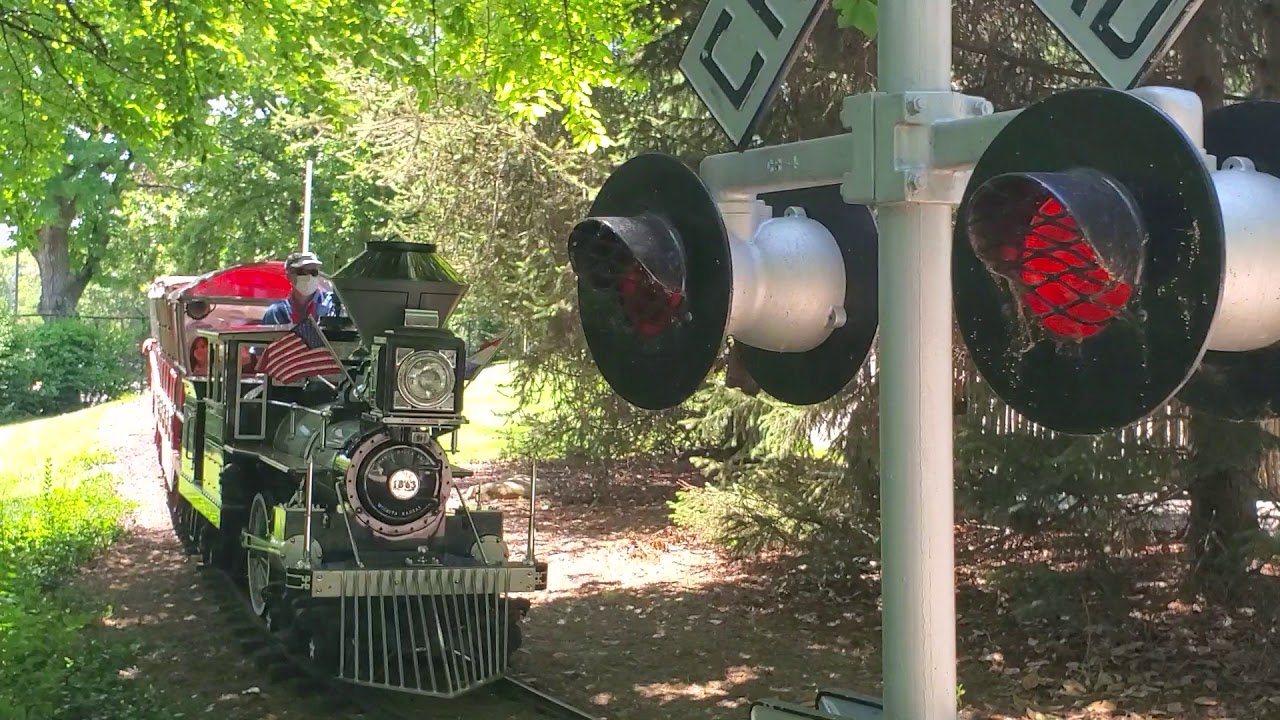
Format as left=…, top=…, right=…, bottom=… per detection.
left=261, top=251, right=337, bottom=324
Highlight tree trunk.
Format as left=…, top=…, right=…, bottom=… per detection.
left=1256, top=1, right=1280, bottom=97
left=1175, top=8, right=1224, bottom=109
left=1176, top=7, right=1260, bottom=598
left=31, top=193, right=92, bottom=320
left=1185, top=411, right=1262, bottom=596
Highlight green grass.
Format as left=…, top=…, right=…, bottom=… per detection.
left=452, top=360, right=556, bottom=467
left=0, top=395, right=136, bottom=500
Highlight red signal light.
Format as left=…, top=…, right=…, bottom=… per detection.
left=616, top=263, right=683, bottom=337
left=1015, top=197, right=1133, bottom=340
left=965, top=169, right=1145, bottom=347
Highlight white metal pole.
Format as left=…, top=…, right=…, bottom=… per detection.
left=302, top=159, right=314, bottom=252
left=877, top=0, right=958, bottom=718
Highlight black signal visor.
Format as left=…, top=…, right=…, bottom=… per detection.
left=568, top=215, right=686, bottom=338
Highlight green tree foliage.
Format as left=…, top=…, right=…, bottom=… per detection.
left=1, top=0, right=669, bottom=318
left=833, top=0, right=877, bottom=35
left=120, top=93, right=393, bottom=276
left=0, top=316, right=136, bottom=419
left=333, top=85, right=695, bottom=463
left=0, top=0, right=661, bottom=189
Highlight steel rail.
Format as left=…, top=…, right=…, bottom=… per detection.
left=498, top=677, right=603, bottom=720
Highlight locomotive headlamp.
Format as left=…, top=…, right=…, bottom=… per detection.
left=954, top=87, right=1280, bottom=434
left=363, top=335, right=464, bottom=418
left=396, top=350, right=455, bottom=409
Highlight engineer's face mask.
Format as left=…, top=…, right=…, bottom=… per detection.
left=292, top=272, right=320, bottom=296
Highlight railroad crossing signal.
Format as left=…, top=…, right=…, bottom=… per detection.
left=679, top=0, right=829, bottom=149
left=567, top=153, right=878, bottom=409
left=954, top=88, right=1280, bottom=435
left=1032, top=0, right=1205, bottom=90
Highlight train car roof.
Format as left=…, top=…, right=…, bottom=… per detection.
left=167, top=261, right=300, bottom=305
left=148, top=275, right=198, bottom=298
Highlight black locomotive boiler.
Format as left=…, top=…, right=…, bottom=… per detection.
left=143, top=240, right=547, bottom=698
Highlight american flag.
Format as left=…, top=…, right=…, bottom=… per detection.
left=464, top=328, right=514, bottom=380
left=259, top=317, right=344, bottom=384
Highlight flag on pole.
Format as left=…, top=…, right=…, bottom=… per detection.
left=259, top=316, right=344, bottom=384
left=464, top=328, right=514, bottom=381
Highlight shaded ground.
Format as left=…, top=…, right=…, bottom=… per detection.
left=69, top=399, right=351, bottom=720
left=70, top=395, right=1280, bottom=720
left=451, top=461, right=1280, bottom=720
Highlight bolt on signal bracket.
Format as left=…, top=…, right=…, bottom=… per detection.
left=841, top=90, right=1011, bottom=207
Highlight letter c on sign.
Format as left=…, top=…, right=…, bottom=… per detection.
left=699, top=0, right=785, bottom=111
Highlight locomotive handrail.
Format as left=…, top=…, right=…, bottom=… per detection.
left=268, top=399, right=333, bottom=418
left=335, top=480, right=366, bottom=568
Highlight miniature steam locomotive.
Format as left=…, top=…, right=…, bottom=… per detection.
left=141, top=239, right=546, bottom=698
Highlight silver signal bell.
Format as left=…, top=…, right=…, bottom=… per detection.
left=567, top=153, right=879, bottom=410
left=954, top=86, right=1280, bottom=435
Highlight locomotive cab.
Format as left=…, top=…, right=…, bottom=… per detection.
left=149, top=241, right=546, bottom=699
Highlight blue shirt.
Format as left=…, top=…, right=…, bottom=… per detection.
left=262, top=292, right=337, bottom=325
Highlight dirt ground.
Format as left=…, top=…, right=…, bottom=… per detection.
left=72, top=396, right=1280, bottom=720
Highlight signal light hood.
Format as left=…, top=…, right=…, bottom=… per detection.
left=567, top=153, right=731, bottom=410
left=965, top=170, right=1145, bottom=343
left=329, top=239, right=469, bottom=346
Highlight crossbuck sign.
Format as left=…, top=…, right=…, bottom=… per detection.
left=679, top=0, right=828, bottom=150
left=1032, top=0, right=1207, bottom=89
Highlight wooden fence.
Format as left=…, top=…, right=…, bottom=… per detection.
left=858, top=346, right=1280, bottom=497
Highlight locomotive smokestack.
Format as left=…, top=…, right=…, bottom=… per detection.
left=329, top=239, right=469, bottom=346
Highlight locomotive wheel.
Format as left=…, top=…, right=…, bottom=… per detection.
left=172, top=496, right=199, bottom=555
left=187, top=509, right=202, bottom=552
left=246, top=492, right=273, bottom=619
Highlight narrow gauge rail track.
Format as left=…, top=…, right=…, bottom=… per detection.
left=178, top=534, right=601, bottom=720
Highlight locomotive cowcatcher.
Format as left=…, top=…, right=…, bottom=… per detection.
left=141, top=239, right=547, bottom=698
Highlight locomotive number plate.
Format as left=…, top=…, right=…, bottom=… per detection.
left=410, top=430, right=431, bottom=445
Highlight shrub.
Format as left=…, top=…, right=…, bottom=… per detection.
left=0, top=457, right=167, bottom=720
left=0, top=319, right=136, bottom=420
